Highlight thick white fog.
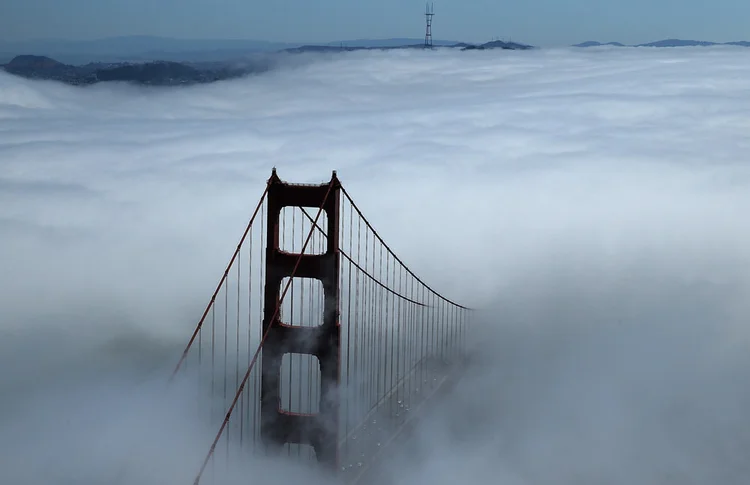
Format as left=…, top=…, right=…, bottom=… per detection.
left=2, top=46, right=750, bottom=484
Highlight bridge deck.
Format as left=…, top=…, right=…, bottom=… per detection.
left=341, top=357, right=465, bottom=484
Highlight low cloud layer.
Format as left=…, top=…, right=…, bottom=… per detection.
left=2, top=46, right=750, bottom=484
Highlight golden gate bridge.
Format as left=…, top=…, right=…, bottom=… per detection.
left=168, top=169, right=472, bottom=484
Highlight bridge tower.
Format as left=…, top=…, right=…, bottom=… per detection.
left=260, top=169, right=342, bottom=469
left=424, top=3, right=435, bottom=49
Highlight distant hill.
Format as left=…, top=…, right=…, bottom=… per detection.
left=5, top=36, right=749, bottom=65
left=324, top=38, right=460, bottom=48
left=283, top=43, right=458, bottom=54
left=573, top=41, right=625, bottom=47
left=0, top=37, right=536, bottom=86
left=574, top=38, right=750, bottom=48
left=95, top=61, right=201, bottom=83
left=639, top=39, right=717, bottom=47
left=282, top=39, right=534, bottom=54
left=282, top=45, right=364, bottom=54
left=0, top=36, right=295, bottom=64
left=462, top=40, right=534, bottom=51
left=3, top=55, right=87, bottom=83
left=1, top=54, right=262, bottom=86
left=0, top=36, right=463, bottom=64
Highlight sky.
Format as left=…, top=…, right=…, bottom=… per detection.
left=3, top=47, right=750, bottom=483
left=2, top=0, right=750, bottom=46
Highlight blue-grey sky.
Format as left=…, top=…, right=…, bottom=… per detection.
left=2, top=0, right=750, bottom=46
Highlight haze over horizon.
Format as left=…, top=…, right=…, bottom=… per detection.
left=3, top=0, right=750, bottom=47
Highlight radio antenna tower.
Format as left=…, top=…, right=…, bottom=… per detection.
left=424, top=2, right=435, bottom=49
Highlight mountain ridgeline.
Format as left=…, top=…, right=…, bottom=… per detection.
left=574, top=39, right=750, bottom=48
left=1, top=55, right=268, bottom=86
left=2, top=36, right=749, bottom=87
left=0, top=38, right=533, bottom=86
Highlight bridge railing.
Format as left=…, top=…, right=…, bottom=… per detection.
left=169, top=170, right=471, bottom=484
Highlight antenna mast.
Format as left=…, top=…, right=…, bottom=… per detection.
left=424, top=2, right=434, bottom=49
